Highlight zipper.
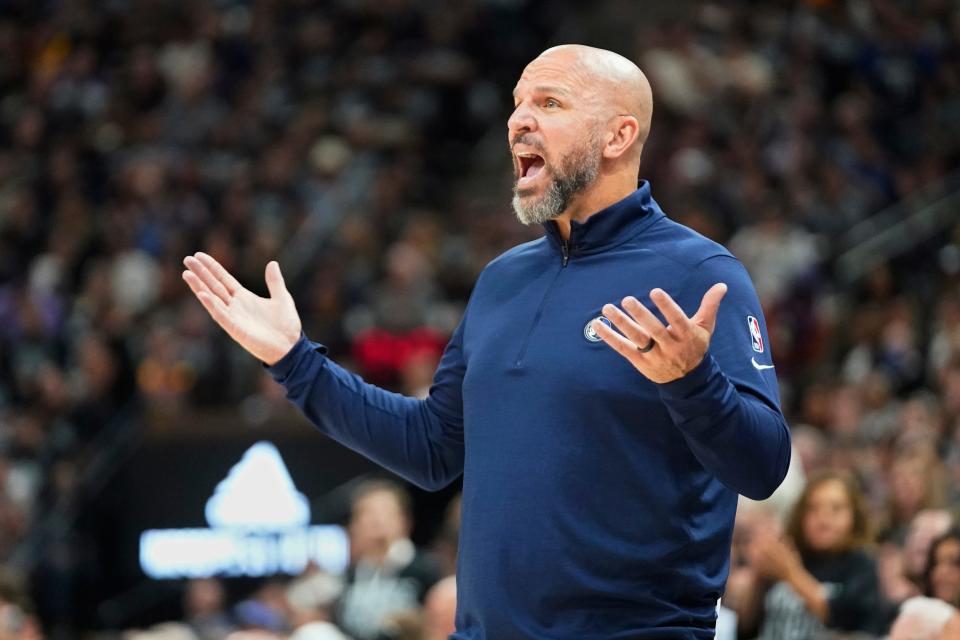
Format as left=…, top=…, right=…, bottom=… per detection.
left=513, top=240, right=572, bottom=368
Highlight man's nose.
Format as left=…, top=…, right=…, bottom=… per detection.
left=508, top=102, right=537, bottom=138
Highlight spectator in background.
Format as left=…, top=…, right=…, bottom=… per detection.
left=889, top=597, right=960, bottom=640
left=349, top=239, right=448, bottom=391
left=929, top=297, right=960, bottom=380
left=232, top=581, right=290, bottom=636
left=427, top=493, right=460, bottom=579
left=727, top=204, right=820, bottom=311
left=285, top=573, right=347, bottom=640
left=747, top=472, right=880, bottom=638
left=926, top=529, right=960, bottom=608
left=882, top=452, right=949, bottom=547
left=421, top=576, right=455, bottom=640
left=880, top=509, right=954, bottom=606
left=0, top=570, right=42, bottom=640
left=182, top=578, right=233, bottom=640
left=123, top=623, right=197, bottom=640
left=0, top=458, right=28, bottom=563
left=231, top=600, right=285, bottom=638
left=337, top=480, right=440, bottom=640
left=724, top=503, right=782, bottom=635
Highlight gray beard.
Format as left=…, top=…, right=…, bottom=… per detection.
left=511, top=139, right=602, bottom=226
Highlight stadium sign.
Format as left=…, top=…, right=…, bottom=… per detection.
left=139, top=441, right=349, bottom=579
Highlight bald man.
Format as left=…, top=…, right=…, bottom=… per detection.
left=183, top=45, right=791, bottom=639
left=890, top=597, right=960, bottom=640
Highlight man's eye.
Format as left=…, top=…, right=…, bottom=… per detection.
left=544, top=98, right=560, bottom=108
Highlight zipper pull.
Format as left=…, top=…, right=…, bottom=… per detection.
left=561, top=241, right=570, bottom=267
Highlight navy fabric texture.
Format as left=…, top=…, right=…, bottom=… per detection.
left=268, top=182, right=791, bottom=639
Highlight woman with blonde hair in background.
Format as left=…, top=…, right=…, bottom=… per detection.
left=748, top=471, right=881, bottom=638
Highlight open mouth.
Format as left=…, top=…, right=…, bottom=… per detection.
left=516, top=151, right=545, bottom=190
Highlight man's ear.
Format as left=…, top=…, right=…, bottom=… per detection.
left=603, top=115, right=640, bottom=160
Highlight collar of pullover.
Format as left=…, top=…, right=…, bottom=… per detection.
left=542, top=181, right=664, bottom=256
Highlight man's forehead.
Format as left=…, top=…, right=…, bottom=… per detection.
left=513, top=63, right=584, bottom=98
left=511, top=82, right=572, bottom=99
left=512, top=52, right=604, bottom=98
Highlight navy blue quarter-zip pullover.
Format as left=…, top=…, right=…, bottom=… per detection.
left=268, top=182, right=791, bottom=639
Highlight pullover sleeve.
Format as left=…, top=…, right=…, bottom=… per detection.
left=657, top=255, right=791, bottom=500
left=265, top=315, right=468, bottom=491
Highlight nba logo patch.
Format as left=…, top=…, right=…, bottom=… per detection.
left=747, top=316, right=764, bottom=353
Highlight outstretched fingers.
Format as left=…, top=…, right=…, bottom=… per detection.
left=182, top=269, right=211, bottom=299
left=692, top=283, right=728, bottom=335
left=593, top=318, right=647, bottom=363
left=649, top=288, right=691, bottom=337
left=595, top=285, right=728, bottom=384
left=184, top=256, right=232, bottom=304
left=619, top=296, right=672, bottom=343
left=194, top=252, right=243, bottom=296
left=196, top=289, right=236, bottom=333
left=182, top=270, right=231, bottom=327
left=602, top=303, right=654, bottom=349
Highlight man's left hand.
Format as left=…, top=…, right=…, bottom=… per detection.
left=593, top=283, right=727, bottom=384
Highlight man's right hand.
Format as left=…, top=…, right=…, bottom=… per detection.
left=182, top=252, right=302, bottom=366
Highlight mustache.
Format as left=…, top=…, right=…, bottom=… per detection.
left=510, top=134, right=546, bottom=155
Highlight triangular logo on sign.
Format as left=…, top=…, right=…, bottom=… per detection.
left=204, top=441, right=310, bottom=530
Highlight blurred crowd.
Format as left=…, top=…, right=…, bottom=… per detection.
left=0, top=0, right=557, bottom=631
left=40, top=480, right=457, bottom=640
left=1, top=0, right=960, bottom=637
left=114, top=480, right=461, bottom=640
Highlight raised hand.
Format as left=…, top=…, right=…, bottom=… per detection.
left=593, top=283, right=727, bottom=384
left=748, top=530, right=801, bottom=582
left=182, top=252, right=302, bottom=366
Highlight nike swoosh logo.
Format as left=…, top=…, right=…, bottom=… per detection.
left=751, top=357, right=775, bottom=371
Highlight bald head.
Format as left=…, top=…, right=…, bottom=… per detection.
left=531, top=44, right=653, bottom=151
left=889, top=597, right=959, bottom=640
left=508, top=44, right=654, bottom=226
